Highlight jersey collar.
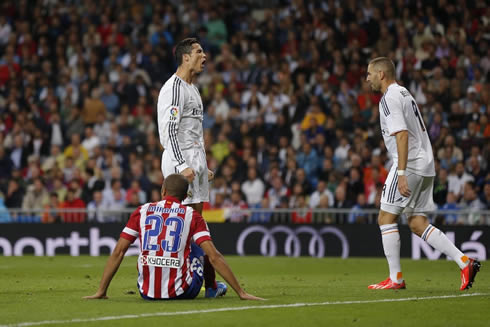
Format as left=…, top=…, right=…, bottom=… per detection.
left=164, top=195, right=182, bottom=203
left=383, top=82, right=397, bottom=96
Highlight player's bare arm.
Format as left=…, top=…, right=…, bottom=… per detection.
left=200, top=240, right=264, bottom=300
left=83, top=237, right=131, bottom=299
left=394, top=130, right=411, bottom=197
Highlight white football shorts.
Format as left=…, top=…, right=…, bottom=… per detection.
left=380, top=167, right=437, bottom=217
left=161, top=147, right=209, bottom=204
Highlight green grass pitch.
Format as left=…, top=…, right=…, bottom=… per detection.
left=0, top=256, right=489, bottom=327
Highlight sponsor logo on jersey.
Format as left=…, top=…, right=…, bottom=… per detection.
left=400, top=90, right=410, bottom=97
left=140, top=255, right=182, bottom=268
left=148, top=206, right=186, bottom=214
left=192, top=108, right=203, bottom=116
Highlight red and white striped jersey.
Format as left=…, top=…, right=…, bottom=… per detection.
left=120, top=196, right=211, bottom=299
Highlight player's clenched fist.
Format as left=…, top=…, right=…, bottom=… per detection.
left=208, top=169, right=214, bottom=181
left=181, top=167, right=195, bottom=182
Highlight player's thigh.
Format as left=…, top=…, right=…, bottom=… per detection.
left=186, top=244, right=205, bottom=297
left=380, top=168, right=405, bottom=215
left=382, top=170, right=425, bottom=207
left=161, top=151, right=181, bottom=177
left=409, top=176, right=436, bottom=212
left=183, top=150, right=209, bottom=204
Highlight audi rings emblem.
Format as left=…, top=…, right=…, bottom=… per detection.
left=236, top=225, right=349, bottom=258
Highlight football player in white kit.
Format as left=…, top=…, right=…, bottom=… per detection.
left=365, top=57, right=480, bottom=290
left=157, top=38, right=220, bottom=296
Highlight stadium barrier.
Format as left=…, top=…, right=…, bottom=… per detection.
left=0, top=222, right=487, bottom=260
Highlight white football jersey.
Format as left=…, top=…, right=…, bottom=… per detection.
left=379, top=83, right=435, bottom=176
left=157, top=74, right=204, bottom=172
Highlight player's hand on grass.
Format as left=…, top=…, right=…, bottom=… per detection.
left=181, top=167, right=195, bottom=182
left=397, top=175, right=411, bottom=197
left=207, top=169, right=214, bottom=181
left=239, top=291, right=265, bottom=301
left=83, top=292, right=108, bottom=300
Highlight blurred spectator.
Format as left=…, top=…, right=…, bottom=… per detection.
left=346, top=167, right=364, bottom=204
left=100, top=83, right=120, bottom=116
left=460, top=182, right=486, bottom=225
left=64, top=134, right=89, bottom=163
left=87, top=190, right=105, bottom=223
left=0, top=16, right=12, bottom=46
left=441, top=192, right=460, bottom=225
left=51, top=178, right=67, bottom=202
left=309, top=180, right=334, bottom=208
left=103, top=179, right=126, bottom=208
left=241, top=168, right=265, bottom=207
left=42, top=192, right=61, bottom=224
left=291, top=168, right=313, bottom=195
left=22, top=178, right=49, bottom=216
left=60, top=189, right=86, bottom=223
left=9, top=134, right=28, bottom=170
left=332, top=184, right=352, bottom=223
left=291, top=195, right=312, bottom=224
left=82, top=88, right=107, bottom=125
left=125, top=180, right=147, bottom=204
left=301, top=104, right=326, bottom=131
left=334, top=137, right=350, bottom=171
left=211, top=133, right=230, bottom=164
left=0, top=145, right=13, bottom=181
left=224, top=191, right=248, bottom=222
left=296, top=142, right=320, bottom=183
left=265, top=176, right=290, bottom=209
left=466, top=156, right=487, bottom=190
left=0, top=193, right=11, bottom=223
left=348, top=194, right=370, bottom=224
left=448, top=162, right=475, bottom=199
left=481, top=181, right=490, bottom=208
left=433, top=168, right=449, bottom=207
left=249, top=198, right=272, bottom=223
left=313, top=195, right=333, bottom=224
left=5, top=179, right=23, bottom=208
left=81, top=126, right=100, bottom=158
left=106, top=187, right=126, bottom=222
left=437, top=135, right=463, bottom=163
left=288, top=183, right=305, bottom=209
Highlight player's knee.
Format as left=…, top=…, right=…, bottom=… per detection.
left=377, top=210, right=397, bottom=225
left=408, top=215, right=428, bottom=237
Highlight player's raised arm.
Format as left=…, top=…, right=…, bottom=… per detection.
left=199, top=240, right=264, bottom=301
left=83, top=237, right=131, bottom=299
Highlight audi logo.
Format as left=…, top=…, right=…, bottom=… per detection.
left=236, top=225, right=349, bottom=258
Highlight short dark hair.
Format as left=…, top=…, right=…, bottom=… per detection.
left=175, top=38, right=199, bottom=66
left=369, top=57, right=396, bottom=79
left=162, top=174, right=189, bottom=201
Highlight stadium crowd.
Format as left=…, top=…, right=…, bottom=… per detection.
left=0, top=0, right=488, bottom=224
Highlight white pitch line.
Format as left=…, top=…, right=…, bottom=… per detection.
left=2, top=293, right=489, bottom=327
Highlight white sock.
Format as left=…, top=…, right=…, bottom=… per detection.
left=380, top=224, right=403, bottom=283
left=422, top=224, right=468, bottom=269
